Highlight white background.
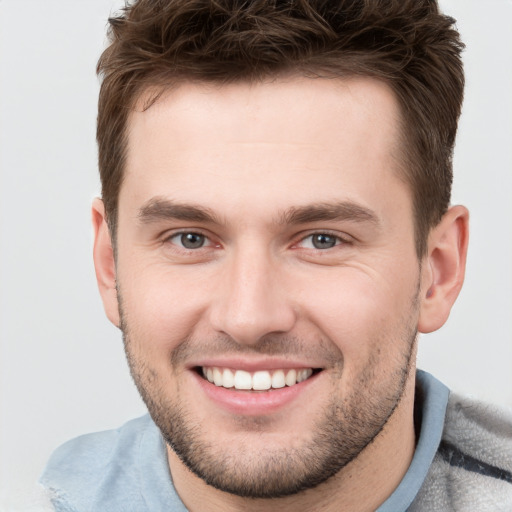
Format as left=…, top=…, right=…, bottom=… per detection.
left=1, top=0, right=511, bottom=494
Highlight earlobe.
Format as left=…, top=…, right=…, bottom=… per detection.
left=92, top=198, right=120, bottom=328
left=418, top=205, right=469, bottom=333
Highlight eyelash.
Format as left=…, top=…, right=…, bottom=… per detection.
left=164, top=230, right=214, bottom=251
left=163, top=230, right=350, bottom=252
left=294, top=231, right=350, bottom=250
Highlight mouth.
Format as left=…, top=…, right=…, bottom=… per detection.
left=197, top=366, right=321, bottom=391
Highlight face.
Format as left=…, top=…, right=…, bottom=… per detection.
left=112, top=77, right=423, bottom=498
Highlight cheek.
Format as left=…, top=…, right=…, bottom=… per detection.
left=118, top=264, right=209, bottom=355
left=297, top=264, right=418, bottom=359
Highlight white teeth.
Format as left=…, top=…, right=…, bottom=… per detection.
left=234, top=370, right=252, bottom=390
left=202, top=367, right=315, bottom=390
left=222, top=368, right=234, bottom=388
left=271, top=370, right=285, bottom=389
left=213, top=367, right=223, bottom=386
left=296, top=369, right=313, bottom=383
left=253, top=371, right=272, bottom=390
left=285, top=369, right=297, bottom=386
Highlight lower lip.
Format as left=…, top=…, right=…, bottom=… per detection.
left=192, top=371, right=320, bottom=416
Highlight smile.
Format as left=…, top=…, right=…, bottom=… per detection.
left=201, top=367, right=316, bottom=391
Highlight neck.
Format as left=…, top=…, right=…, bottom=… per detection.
left=167, top=369, right=417, bottom=512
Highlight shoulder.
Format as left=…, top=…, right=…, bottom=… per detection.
left=443, top=392, right=512, bottom=471
left=411, top=393, right=512, bottom=511
left=446, top=391, right=512, bottom=437
left=40, top=415, right=157, bottom=511
left=43, top=414, right=154, bottom=475
left=438, top=393, right=512, bottom=496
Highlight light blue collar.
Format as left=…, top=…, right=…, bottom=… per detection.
left=377, top=370, right=449, bottom=512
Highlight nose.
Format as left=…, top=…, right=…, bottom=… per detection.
left=209, top=247, right=297, bottom=346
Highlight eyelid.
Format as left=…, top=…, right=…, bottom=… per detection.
left=294, top=230, right=352, bottom=249
left=163, top=229, right=217, bottom=249
left=159, top=228, right=352, bottom=251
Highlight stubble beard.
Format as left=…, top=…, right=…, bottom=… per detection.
left=119, top=295, right=418, bottom=499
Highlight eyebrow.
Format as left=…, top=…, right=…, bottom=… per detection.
left=278, top=202, right=380, bottom=226
left=138, top=197, right=220, bottom=224
left=138, top=197, right=379, bottom=228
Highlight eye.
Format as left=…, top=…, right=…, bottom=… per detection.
left=298, top=233, right=342, bottom=250
left=169, top=232, right=209, bottom=249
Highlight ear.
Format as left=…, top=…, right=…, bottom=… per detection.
left=92, top=198, right=120, bottom=328
left=418, top=205, right=469, bottom=333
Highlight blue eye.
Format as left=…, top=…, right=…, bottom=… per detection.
left=299, top=233, right=341, bottom=250
left=311, top=234, right=337, bottom=249
left=171, top=232, right=207, bottom=249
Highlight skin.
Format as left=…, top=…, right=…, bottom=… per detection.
left=93, top=77, right=469, bottom=512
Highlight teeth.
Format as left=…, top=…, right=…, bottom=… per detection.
left=234, top=370, right=252, bottom=390
left=253, top=371, right=272, bottom=390
left=271, top=370, right=285, bottom=389
left=222, top=368, right=234, bottom=388
left=213, top=368, right=223, bottom=386
left=296, top=369, right=313, bottom=383
left=202, top=367, right=315, bottom=390
left=285, top=369, right=297, bottom=386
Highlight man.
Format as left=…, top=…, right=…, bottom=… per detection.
left=40, top=0, right=512, bottom=510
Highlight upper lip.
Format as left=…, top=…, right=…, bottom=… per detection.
left=189, top=357, right=324, bottom=372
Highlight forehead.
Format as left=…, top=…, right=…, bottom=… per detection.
left=122, top=77, right=407, bottom=223
left=129, top=76, right=401, bottom=156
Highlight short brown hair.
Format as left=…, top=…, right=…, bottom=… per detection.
left=97, top=0, right=464, bottom=256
